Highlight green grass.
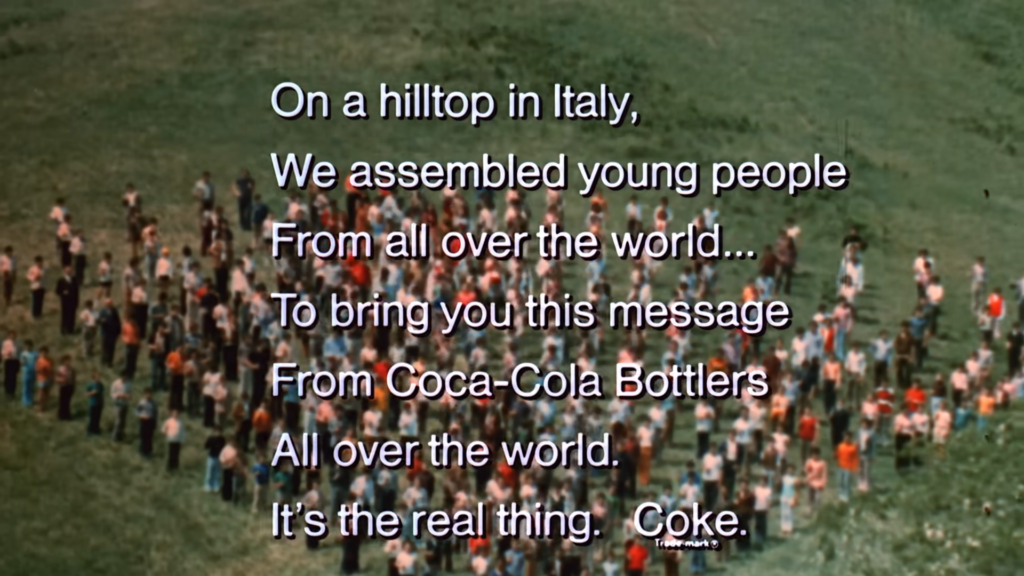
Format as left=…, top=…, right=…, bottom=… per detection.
left=1, top=0, right=1024, bottom=574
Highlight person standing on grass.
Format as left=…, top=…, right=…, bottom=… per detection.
left=233, top=169, right=256, bottom=233
left=70, top=229, right=87, bottom=286
left=35, top=346, right=53, bottom=413
left=988, top=287, right=1006, bottom=340
left=148, top=323, right=168, bottom=392
left=1007, top=322, right=1024, bottom=376
left=857, top=417, right=874, bottom=492
left=779, top=464, right=799, bottom=537
left=636, top=416, right=654, bottom=486
left=701, top=443, right=723, bottom=510
left=835, top=432, right=859, bottom=503
left=753, top=474, right=772, bottom=546
left=85, top=371, right=104, bottom=436
left=98, top=298, right=121, bottom=368
left=844, top=341, right=866, bottom=403
left=166, top=343, right=185, bottom=411
left=55, top=265, right=78, bottom=336
left=694, top=399, right=714, bottom=458
left=893, top=404, right=915, bottom=472
left=122, top=318, right=140, bottom=381
left=977, top=387, right=996, bottom=431
left=733, top=479, right=755, bottom=552
left=219, top=439, right=239, bottom=502
left=27, top=256, right=45, bottom=320
left=803, top=447, right=827, bottom=514
left=110, top=372, right=130, bottom=442
left=79, top=299, right=97, bottom=358
left=203, top=427, right=226, bottom=493
left=797, top=406, right=818, bottom=463
left=130, top=277, right=149, bottom=340
left=933, top=400, right=952, bottom=460
left=624, top=538, right=647, bottom=576
left=251, top=453, right=269, bottom=513
left=252, top=400, right=273, bottom=453
left=0, top=245, right=14, bottom=310
left=162, top=409, right=184, bottom=471
left=136, top=388, right=157, bottom=458
left=971, top=257, right=987, bottom=315
left=893, top=322, right=915, bottom=388
left=2, top=330, right=18, bottom=399
left=55, top=354, right=75, bottom=421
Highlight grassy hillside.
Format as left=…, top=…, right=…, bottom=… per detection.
left=1, top=0, right=1023, bottom=574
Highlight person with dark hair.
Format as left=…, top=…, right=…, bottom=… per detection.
left=55, top=354, right=76, bottom=421
left=136, top=388, right=157, bottom=458
left=98, top=298, right=121, bottom=367
left=162, top=410, right=183, bottom=471
left=27, top=256, right=45, bottom=319
left=1, top=330, right=18, bottom=399
left=85, top=371, right=104, bottom=436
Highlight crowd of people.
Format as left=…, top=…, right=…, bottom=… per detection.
left=0, top=172, right=1019, bottom=576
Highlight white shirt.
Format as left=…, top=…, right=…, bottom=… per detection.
left=637, top=425, right=653, bottom=448
left=893, top=413, right=914, bottom=435
left=754, top=485, right=772, bottom=511
left=79, top=308, right=96, bottom=328
left=845, top=349, right=866, bottom=376
left=701, top=452, right=723, bottom=482
left=27, top=264, right=43, bottom=290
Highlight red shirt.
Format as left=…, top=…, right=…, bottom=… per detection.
left=989, top=294, right=1004, bottom=318
left=798, top=416, right=817, bottom=441
left=348, top=259, right=370, bottom=288
left=822, top=327, right=835, bottom=354
left=626, top=542, right=648, bottom=572
left=877, top=388, right=895, bottom=414
left=905, top=387, right=927, bottom=413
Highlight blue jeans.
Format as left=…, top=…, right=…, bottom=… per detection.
left=689, top=549, right=707, bottom=574
left=151, top=357, right=167, bottom=391
left=22, top=374, right=35, bottom=407
left=838, top=469, right=852, bottom=501
left=205, top=456, right=222, bottom=492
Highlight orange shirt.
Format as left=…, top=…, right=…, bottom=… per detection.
left=836, top=442, right=859, bottom=471
left=822, top=360, right=842, bottom=382
left=708, top=356, right=728, bottom=374
left=166, top=350, right=184, bottom=375
left=979, top=394, right=996, bottom=416
left=35, top=356, right=53, bottom=383
left=742, top=286, right=757, bottom=303
left=456, top=290, right=476, bottom=306
left=122, top=322, right=139, bottom=345
left=252, top=408, right=272, bottom=433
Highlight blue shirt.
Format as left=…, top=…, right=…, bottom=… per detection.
left=20, top=351, right=38, bottom=377
left=908, top=317, right=928, bottom=340
left=86, top=381, right=104, bottom=408
left=323, top=336, right=346, bottom=359
left=252, top=463, right=270, bottom=485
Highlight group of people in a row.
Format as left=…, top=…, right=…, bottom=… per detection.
left=0, top=171, right=1016, bottom=576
